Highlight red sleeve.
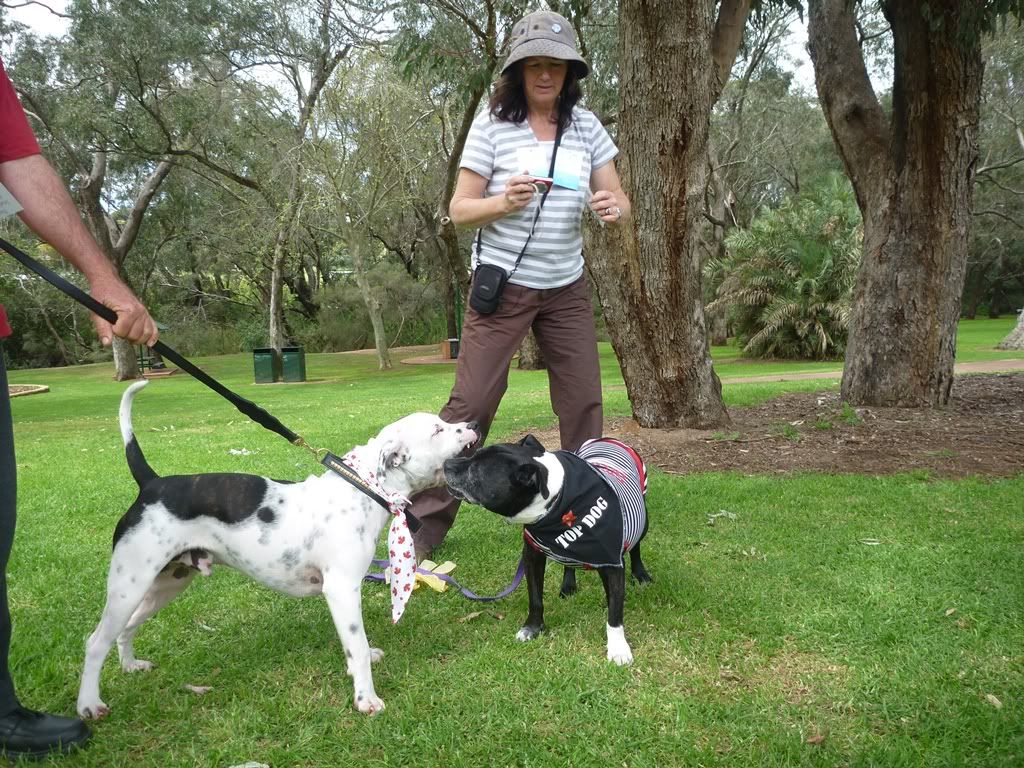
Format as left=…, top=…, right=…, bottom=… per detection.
left=0, top=59, right=41, bottom=163
left=0, top=305, right=11, bottom=339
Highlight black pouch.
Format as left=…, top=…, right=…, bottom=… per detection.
left=469, top=263, right=508, bottom=315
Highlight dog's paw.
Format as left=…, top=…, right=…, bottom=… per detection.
left=607, top=647, right=634, bottom=666
left=369, top=648, right=384, bottom=664
left=356, top=694, right=386, bottom=715
left=515, top=625, right=544, bottom=642
left=122, top=659, right=155, bottom=673
left=77, top=700, right=110, bottom=720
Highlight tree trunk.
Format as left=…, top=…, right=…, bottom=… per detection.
left=585, top=0, right=744, bottom=428
left=997, top=309, right=1024, bottom=350
left=517, top=329, right=545, bottom=370
left=808, top=0, right=984, bottom=407
left=111, top=336, right=139, bottom=381
left=351, top=232, right=392, bottom=370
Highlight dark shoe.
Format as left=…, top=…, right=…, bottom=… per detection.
left=0, top=707, right=90, bottom=759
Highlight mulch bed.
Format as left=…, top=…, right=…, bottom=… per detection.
left=531, top=373, right=1024, bottom=479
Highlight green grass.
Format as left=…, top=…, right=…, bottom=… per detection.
left=2, top=318, right=1021, bottom=766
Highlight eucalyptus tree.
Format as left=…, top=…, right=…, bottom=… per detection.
left=807, top=1, right=1024, bottom=406
left=312, top=53, right=446, bottom=369
left=583, top=0, right=753, bottom=429
left=5, top=1, right=206, bottom=378
left=393, top=0, right=533, bottom=336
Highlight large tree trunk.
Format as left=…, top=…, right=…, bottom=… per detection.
left=808, top=0, right=984, bottom=406
left=585, top=0, right=748, bottom=428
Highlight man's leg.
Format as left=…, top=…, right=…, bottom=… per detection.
left=532, top=275, right=603, bottom=451
left=409, top=284, right=540, bottom=555
left=0, top=344, right=90, bottom=757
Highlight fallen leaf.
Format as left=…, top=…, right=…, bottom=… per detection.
left=227, top=763, right=269, bottom=768
left=198, top=622, right=216, bottom=632
left=184, top=684, right=213, bottom=695
left=859, top=538, right=881, bottom=545
left=458, top=611, right=483, bottom=623
left=985, top=693, right=1003, bottom=709
left=805, top=731, right=827, bottom=745
left=945, top=607, right=957, bottom=617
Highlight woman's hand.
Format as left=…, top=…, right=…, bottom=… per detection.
left=503, top=173, right=538, bottom=214
left=589, top=189, right=624, bottom=225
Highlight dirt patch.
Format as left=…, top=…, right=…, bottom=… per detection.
left=7, top=385, right=49, bottom=398
left=531, top=373, right=1024, bottom=479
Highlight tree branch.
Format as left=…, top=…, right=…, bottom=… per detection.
left=807, top=0, right=891, bottom=211
left=711, top=0, right=753, bottom=101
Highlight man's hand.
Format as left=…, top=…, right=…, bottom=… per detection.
left=88, top=272, right=159, bottom=347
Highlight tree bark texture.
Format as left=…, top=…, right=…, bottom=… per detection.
left=808, top=0, right=984, bottom=406
left=517, top=329, right=545, bottom=370
left=585, top=0, right=742, bottom=428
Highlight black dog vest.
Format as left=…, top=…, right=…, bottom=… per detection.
left=523, top=438, right=647, bottom=568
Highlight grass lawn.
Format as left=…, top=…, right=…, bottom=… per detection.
left=3, top=318, right=1022, bottom=766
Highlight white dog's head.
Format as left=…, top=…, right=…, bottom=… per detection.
left=370, top=413, right=480, bottom=496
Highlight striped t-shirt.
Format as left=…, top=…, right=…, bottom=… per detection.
left=460, top=106, right=618, bottom=289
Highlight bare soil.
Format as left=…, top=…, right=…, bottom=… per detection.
left=532, top=373, right=1024, bottom=479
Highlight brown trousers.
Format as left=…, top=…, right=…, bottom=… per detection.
left=410, top=273, right=603, bottom=553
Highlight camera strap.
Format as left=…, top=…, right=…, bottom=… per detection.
left=475, top=119, right=565, bottom=278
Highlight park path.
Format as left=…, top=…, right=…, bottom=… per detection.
left=717, top=358, right=1024, bottom=384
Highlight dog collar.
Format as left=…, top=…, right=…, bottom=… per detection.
left=327, top=451, right=417, bottom=624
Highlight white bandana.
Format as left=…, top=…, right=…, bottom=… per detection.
left=342, top=451, right=416, bottom=623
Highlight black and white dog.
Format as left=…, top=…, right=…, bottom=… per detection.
left=77, top=380, right=479, bottom=718
left=443, top=435, right=651, bottom=665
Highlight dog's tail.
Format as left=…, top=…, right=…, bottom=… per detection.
left=120, top=380, right=158, bottom=488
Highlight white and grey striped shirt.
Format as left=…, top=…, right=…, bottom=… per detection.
left=577, top=438, right=648, bottom=551
left=460, top=106, right=618, bottom=289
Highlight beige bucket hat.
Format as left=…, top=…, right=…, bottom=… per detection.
left=501, top=10, right=589, bottom=77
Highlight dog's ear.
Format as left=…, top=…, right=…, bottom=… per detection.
left=377, top=440, right=408, bottom=474
left=518, top=434, right=546, bottom=454
left=513, top=460, right=550, bottom=499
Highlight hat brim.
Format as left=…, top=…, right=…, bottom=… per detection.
left=502, top=39, right=589, bottom=77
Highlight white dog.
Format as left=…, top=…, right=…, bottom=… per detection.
left=77, top=381, right=478, bottom=718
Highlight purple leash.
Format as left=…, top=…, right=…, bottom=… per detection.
left=365, top=558, right=525, bottom=603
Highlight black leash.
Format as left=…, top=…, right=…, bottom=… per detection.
left=0, top=235, right=412, bottom=524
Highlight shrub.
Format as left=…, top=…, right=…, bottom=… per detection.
left=708, top=175, right=861, bottom=360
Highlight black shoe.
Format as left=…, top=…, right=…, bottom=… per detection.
left=0, top=707, right=90, bottom=759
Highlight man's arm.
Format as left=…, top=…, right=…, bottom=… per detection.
left=0, top=154, right=158, bottom=347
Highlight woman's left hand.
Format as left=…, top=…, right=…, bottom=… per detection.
left=589, top=189, right=624, bottom=225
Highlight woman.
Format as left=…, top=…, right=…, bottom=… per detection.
left=411, top=9, right=630, bottom=559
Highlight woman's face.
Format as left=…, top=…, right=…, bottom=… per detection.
left=521, top=57, right=568, bottom=112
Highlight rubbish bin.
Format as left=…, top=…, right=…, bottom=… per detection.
left=447, top=338, right=460, bottom=359
left=281, top=346, right=307, bottom=382
left=253, top=347, right=281, bottom=383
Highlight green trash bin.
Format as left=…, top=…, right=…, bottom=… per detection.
left=281, top=346, right=307, bottom=382
left=253, top=347, right=281, bottom=383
